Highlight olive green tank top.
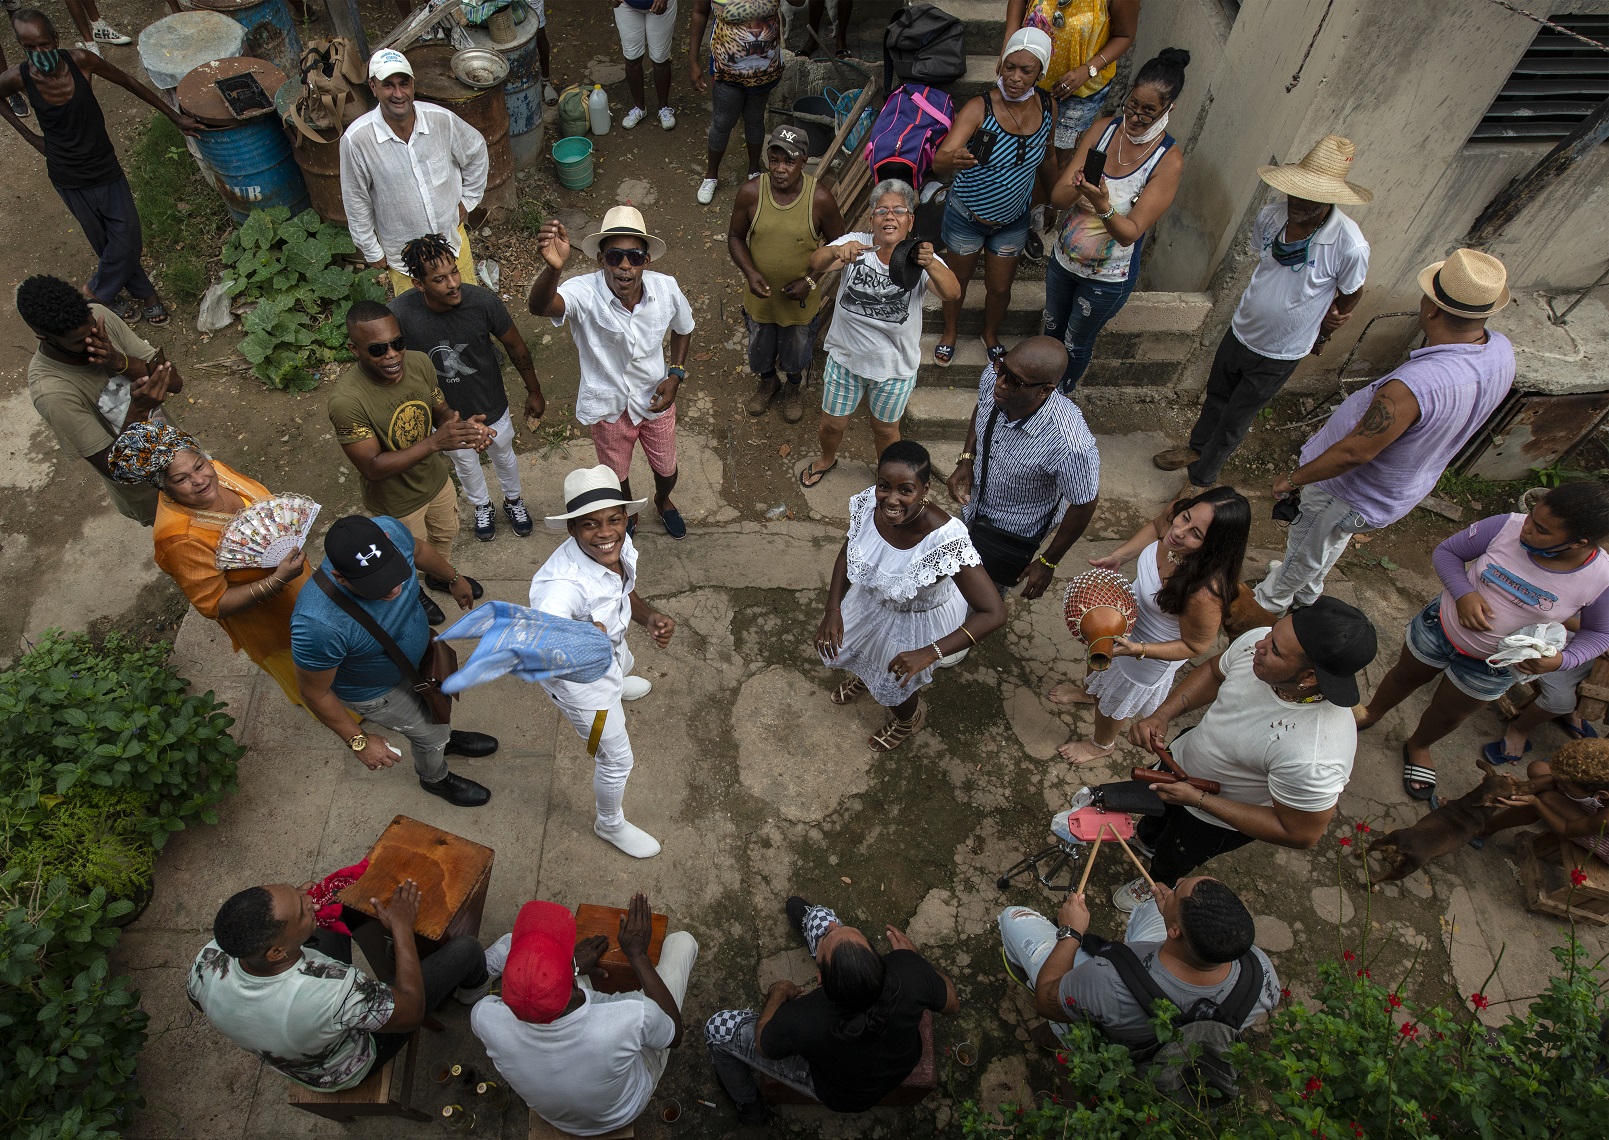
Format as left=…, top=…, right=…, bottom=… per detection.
left=742, top=173, right=824, bottom=328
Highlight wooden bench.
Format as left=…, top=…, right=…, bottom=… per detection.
left=286, top=1032, right=430, bottom=1122
left=760, top=1010, right=937, bottom=1107
left=528, top=1112, right=635, bottom=1138
left=1520, top=829, right=1609, bottom=926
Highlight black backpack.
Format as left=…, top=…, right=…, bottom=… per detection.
left=1095, top=941, right=1265, bottom=1106
left=883, top=4, right=968, bottom=89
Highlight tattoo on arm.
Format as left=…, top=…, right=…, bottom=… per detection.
left=1356, top=395, right=1395, bottom=438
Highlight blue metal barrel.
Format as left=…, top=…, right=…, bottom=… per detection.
left=192, top=0, right=303, bottom=80
left=179, top=57, right=309, bottom=222
left=465, top=16, right=543, bottom=170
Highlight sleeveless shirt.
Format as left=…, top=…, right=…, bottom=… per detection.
left=742, top=173, right=824, bottom=328
left=1055, top=117, right=1173, bottom=283
left=23, top=54, right=121, bottom=189
left=951, top=89, right=1054, bottom=226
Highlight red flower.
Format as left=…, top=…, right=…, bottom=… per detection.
left=1055, top=1052, right=1066, bottom=1065
left=1357, top=968, right=1372, bottom=979
left=1387, top=992, right=1402, bottom=1008
left=1343, top=950, right=1356, bottom=961
left=1400, top=1021, right=1420, bottom=1039
left=1339, top=836, right=1353, bottom=847
left=1280, top=987, right=1292, bottom=1001
left=1572, top=868, right=1589, bottom=886
left=1305, top=1076, right=1323, bottom=1093
left=1354, top=821, right=1372, bottom=833
left=1470, top=992, right=1490, bottom=1010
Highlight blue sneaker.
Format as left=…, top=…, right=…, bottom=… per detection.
left=503, top=497, right=533, bottom=537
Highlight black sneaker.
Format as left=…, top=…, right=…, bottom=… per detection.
left=473, top=502, right=495, bottom=542
left=419, top=771, right=491, bottom=807
left=504, top=497, right=533, bottom=537
left=717, top=1085, right=771, bottom=1127
left=1024, top=228, right=1044, bottom=261
left=419, top=587, right=445, bottom=626
left=785, top=895, right=810, bottom=940
left=7, top=92, right=27, bottom=119
left=425, top=574, right=484, bottom=600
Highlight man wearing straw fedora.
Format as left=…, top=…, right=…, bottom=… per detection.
left=527, top=466, right=678, bottom=858
left=529, top=208, right=696, bottom=540
left=1154, top=135, right=1372, bottom=493
left=1231, top=249, right=1515, bottom=632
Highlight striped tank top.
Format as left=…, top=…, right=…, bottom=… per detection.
left=950, top=89, right=1054, bottom=225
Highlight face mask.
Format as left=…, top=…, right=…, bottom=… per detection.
left=26, top=48, right=60, bottom=74
left=995, top=77, right=1035, bottom=103
left=1521, top=538, right=1576, bottom=558
left=1123, top=108, right=1170, bottom=146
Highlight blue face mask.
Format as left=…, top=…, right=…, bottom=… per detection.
left=1520, top=538, right=1576, bottom=558
left=26, top=48, right=61, bottom=74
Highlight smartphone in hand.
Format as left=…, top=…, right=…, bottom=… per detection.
left=966, top=129, right=997, bottom=166
left=1082, top=147, right=1107, bottom=185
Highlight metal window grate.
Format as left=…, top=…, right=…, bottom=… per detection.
left=1471, top=14, right=1609, bottom=142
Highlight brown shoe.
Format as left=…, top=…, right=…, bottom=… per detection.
left=781, top=380, right=805, bottom=424
left=1152, top=447, right=1200, bottom=472
left=1225, top=582, right=1279, bottom=637
left=745, top=374, right=780, bottom=416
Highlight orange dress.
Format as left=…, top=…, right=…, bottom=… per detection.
left=152, top=461, right=311, bottom=707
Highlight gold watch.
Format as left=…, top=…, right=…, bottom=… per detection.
left=348, top=732, right=368, bottom=752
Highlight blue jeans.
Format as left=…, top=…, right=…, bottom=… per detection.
left=940, top=194, right=1030, bottom=257
left=1044, top=255, right=1136, bottom=392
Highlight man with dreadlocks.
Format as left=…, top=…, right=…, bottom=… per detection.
left=391, top=232, right=544, bottom=542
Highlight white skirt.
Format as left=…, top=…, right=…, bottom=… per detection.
left=823, top=581, right=968, bottom=707
left=1083, top=652, right=1185, bottom=723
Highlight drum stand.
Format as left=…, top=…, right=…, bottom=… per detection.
left=996, top=837, right=1085, bottom=893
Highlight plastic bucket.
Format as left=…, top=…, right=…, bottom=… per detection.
left=552, top=135, right=594, bottom=190
left=791, top=95, right=835, bottom=156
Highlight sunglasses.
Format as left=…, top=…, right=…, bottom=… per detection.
left=602, top=248, right=649, bottom=267
left=364, top=336, right=406, bottom=358
left=997, top=362, right=1053, bottom=391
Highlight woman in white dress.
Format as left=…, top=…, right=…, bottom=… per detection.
left=816, top=441, right=1007, bottom=752
left=1052, top=486, right=1250, bottom=763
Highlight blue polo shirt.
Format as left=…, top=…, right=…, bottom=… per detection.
left=290, top=516, right=429, bottom=703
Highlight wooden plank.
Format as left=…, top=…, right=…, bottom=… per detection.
left=573, top=904, right=667, bottom=994
left=376, top=0, right=466, bottom=53
left=338, top=815, right=495, bottom=941
left=288, top=1057, right=393, bottom=1106
left=1467, top=95, right=1609, bottom=248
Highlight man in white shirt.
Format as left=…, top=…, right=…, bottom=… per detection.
left=1154, top=136, right=1371, bottom=494
left=339, top=49, right=489, bottom=296
left=472, top=893, right=696, bottom=1136
left=527, top=206, right=696, bottom=539
left=1111, top=597, right=1377, bottom=912
left=529, top=466, right=678, bottom=858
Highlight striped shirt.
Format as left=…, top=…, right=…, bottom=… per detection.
left=962, top=364, right=1100, bottom=538
left=951, top=90, right=1053, bottom=225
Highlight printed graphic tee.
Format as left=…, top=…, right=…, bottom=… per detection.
left=822, top=231, right=945, bottom=381
left=326, top=351, right=450, bottom=517
left=709, top=0, right=785, bottom=86
left=389, top=284, right=514, bottom=422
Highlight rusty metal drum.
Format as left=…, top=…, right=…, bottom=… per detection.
left=273, top=79, right=345, bottom=224
left=406, top=44, right=516, bottom=217
left=191, top=0, right=302, bottom=79
left=179, top=56, right=310, bottom=223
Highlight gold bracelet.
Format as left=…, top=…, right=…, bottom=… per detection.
left=960, top=625, right=978, bottom=647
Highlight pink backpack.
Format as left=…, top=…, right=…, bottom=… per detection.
left=864, top=83, right=953, bottom=187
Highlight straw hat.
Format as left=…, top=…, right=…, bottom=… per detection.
left=545, top=465, right=648, bottom=528
left=1257, top=135, right=1373, bottom=206
left=580, top=205, right=666, bottom=261
left=1416, top=248, right=1510, bottom=319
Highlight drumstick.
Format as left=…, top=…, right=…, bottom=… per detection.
left=1156, top=746, right=1190, bottom=782
left=1074, top=825, right=1106, bottom=896
left=1111, top=830, right=1157, bottom=892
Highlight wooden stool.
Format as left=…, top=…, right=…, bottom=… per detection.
left=760, top=1010, right=936, bottom=1107
left=339, top=815, right=496, bottom=957
left=527, top=1110, right=635, bottom=1138
left=287, top=1031, right=430, bottom=1121
left=1520, top=830, right=1609, bottom=926
left=573, top=903, right=667, bottom=993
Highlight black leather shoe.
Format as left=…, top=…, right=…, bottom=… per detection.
left=419, top=771, right=490, bottom=807
left=419, top=587, right=445, bottom=626
left=785, top=895, right=811, bottom=940
left=444, top=729, right=498, bottom=758
left=425, top=574, right=485, bottom=600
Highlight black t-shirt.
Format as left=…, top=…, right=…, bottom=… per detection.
left=759, top=949, right=949, bottom=1112
left=389, top=284, right=514, bottom=422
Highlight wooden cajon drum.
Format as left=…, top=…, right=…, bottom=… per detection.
left=339, top=815, right=496, bottom=954
left=286, top=1032, right=430, bottom=1121
left=1521, top=829, right=1609, bottom=926
left=760, top=1010, right=936, bottom=1106
left=573, top=903, right=667, bottom=993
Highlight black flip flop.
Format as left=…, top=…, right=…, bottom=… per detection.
left=1402, top=744, right=1437, bottom=801
left=799, top=459, right=837, bottom=488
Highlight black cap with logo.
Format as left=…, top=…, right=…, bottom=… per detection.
left=1289, top=597, right=1378, bottom=708
left=765, top=123, right=810, bottom=159
left=325, top=516, right=411, bottom=599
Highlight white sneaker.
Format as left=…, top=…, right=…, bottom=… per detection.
left=621, top=675, right=652, bottom=701
left=621, top=106, right=646, bottom=129
left=696, top=177, right=718, bottom=205
left=542, top=77, right=559, bottom=105
left=658, top=106, right=677, bottom=130
left=91, top=19, right=131, bottom=45
left=454, top=977, right=494, bottom=1004
left=1112, top=876, right=1154, bottom=914
left=76, top=40, right=102, bottom=57
left=595, top=818, right=661, bottom=858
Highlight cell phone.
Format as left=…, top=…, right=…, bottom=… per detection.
left=1083, top=147, right=1107, bottom=185
left=965, top=128, right=996, bottom=166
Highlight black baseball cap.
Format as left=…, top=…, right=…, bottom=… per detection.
left=325, top=516, right=412, bottom=600
left=766, top=123, right=810, bottom=159
left=1289, top=597, right=1378, bottom=708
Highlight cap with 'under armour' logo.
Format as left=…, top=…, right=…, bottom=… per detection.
left=325, top=516, right=413, bottom=600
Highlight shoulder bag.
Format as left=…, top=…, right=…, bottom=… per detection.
left=313, top=569, right=458, bottom=724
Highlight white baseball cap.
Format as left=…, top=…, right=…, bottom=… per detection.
left=369, top=48, right=413, bottom=81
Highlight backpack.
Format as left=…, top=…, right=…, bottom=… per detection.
left=883, top=4, right=968, bottom=88
left=284, top=38, right=372, bottom=143
left=1095, top=941, right=1265, bottom=1106
left=865, top=83, right=953, bottom=189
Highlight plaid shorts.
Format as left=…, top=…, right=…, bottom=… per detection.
left=820, top=354, right=917, bottom=422
left=589, top=403, right=678, bottom=480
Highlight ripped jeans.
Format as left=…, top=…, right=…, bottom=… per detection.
left=1043, top=255, right=1137, bottom=393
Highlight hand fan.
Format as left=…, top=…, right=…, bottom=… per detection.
left=214, top=493, right=321, bottom=570
left=1063, top=568, right=1138, bottom=671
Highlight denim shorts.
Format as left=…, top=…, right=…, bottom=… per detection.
left=940, top=194, right=1030, bottom=257
left=1403, top=597, right=1518, bottom=701
left=1054, top=86, right=1109, bottom=149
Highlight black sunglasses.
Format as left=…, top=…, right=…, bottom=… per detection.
left=997, top=362, right=1053, bottom=391
left=603, top=248, right=649, bottom=267
left=365, top=335, right=406, bottom=358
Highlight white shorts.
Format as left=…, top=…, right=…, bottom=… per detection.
left=613, top=0, right=677, bottom=63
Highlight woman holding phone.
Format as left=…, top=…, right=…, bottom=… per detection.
left=1044, top=48, right=1188, bottom=392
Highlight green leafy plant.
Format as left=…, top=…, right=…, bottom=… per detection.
left=7, top=786, right=157, bottom=902
left=1530, top=460, right=1592, bottom=489
left=221, top=205, right=387, bottom=391
left=127, top=114, right=231, bottom=304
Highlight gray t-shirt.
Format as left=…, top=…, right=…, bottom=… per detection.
left=1058, top=942, right=1281, bottom=1051
left=389, top=284, right=514, bottom=421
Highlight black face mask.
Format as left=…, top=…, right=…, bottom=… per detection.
left=26, top=48, right=61, bottom=74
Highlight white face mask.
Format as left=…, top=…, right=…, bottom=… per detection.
left=1124, top=108, right=1171, bottom=146
left=995, top=77, right=1036, bottom=103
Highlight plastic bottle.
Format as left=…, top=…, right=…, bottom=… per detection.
left=588, top=84, right=611, bottom=135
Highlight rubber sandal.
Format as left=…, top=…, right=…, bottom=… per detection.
left=1559, top=716, right=1599, bottom=740
left=1402, top=746, right=1437, bottom=801
left=869, top=700, right=925, bottom=752
left=799, top=458, right=836, bottom=488
left=114, top=297, right=140, bottom=323
left=143, top=300, right=169, bottom=326
left=1481, top=739, right=1530, bottom=766
left=983, top=340, right=1008, bottom=366
left=933, top=341, right=955, bottom=366
left=831, top=676, right=865, bottom=705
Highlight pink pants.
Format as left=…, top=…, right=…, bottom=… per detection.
left=589, top=405, right=678, bottom=481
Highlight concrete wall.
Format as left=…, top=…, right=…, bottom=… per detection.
left=1130, top=0, right=1609, bottom=391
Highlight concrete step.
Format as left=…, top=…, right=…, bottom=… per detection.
left=915, top=328, right=1198, bottom=389
left=919, top=286, right=1213, bottom=338
left=951, top=54, right=1006, bottom=100
left=934, top=0, right=1008, bottom=48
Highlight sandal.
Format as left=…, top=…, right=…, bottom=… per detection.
left=831, top=676, right=866, bottom=706
left=1481, top=739, right=1530, bottom=766
left=143, top=299, right=170, bottom=326
left=933, top=341, right=955, bottom=366
left=799, top=458, right=837, bottom=488
left=869, top=700, right=926, bottom=752
left=983, top=340, right=1007, bottom=366
left=113, top=296, right=140, bottom=323
left=1559, top=716, right=1599, bottom=740
left=1402, top=744, right=1437, bottom=801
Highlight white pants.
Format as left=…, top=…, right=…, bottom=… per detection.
left=449, top=409, right=522, bottom=508
left=998, top=900, right=1167, bottom=992
left=1254, top=486, right=1374, bottom=614
left=614, top=0, right=677, bottom=63
left=554, top=697, right=636, bottom=829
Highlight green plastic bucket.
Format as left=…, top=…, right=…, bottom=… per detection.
left=552, top=135, right=594, bottom=190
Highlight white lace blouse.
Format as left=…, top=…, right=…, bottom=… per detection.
left=844, top=488, right=982, bottom=611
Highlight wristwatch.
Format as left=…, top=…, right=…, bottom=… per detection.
left=348, top=732, right=368, bottom=752
left=1088, top=63, right=1100, bottom=79
left=667, top=365, right=688, bottom=379
left=1056, top=925, right=1083, bottom=944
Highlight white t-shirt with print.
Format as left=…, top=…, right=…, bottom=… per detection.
left=823, top=231, right=944, bottom=381
left=1229, top=203, right=1370, bottom=361
left=1171, top=627, right=1357, bottom=830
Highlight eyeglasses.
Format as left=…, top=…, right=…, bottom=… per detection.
left=602, top=248, right=649, bottom=267
left=997, top=362, right=1053, bottom=391
left=364, top=336, right=406, bottom=358
left=871, top=206, right=912, bottom=218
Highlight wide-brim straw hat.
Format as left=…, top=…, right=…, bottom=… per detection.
left=580, top=205, right=667, bottom=261
left=1258, top=134, right=1373, bottom=206
left=545, top=465, right=648, bottom=529
left=1417, top=248, right=1511, bottom=319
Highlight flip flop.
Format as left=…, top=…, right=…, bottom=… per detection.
left=933, top=342, right=955, bottom=366
left=143, top=300, right=170, bottom=326
left=114, top=296, right=140, bottom=323
left=1402, top=745, right=1437, bottom=801
left=1559, top=716, right=1599, bottom=740
left=659, top=507, right=687, bottom=540
left=1481, top=739, right=1530, bottom=766
left=983, top=340, right=1008, bottom=366
left=799, top=458, right=836, bottom=488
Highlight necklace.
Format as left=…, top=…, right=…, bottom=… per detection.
left=1273, top=687, right=1324, bottom=705
left=1165, top=549, right=1183, bottom=566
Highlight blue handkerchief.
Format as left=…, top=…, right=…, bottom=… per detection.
left=438, top=601, right=614, bottom=693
